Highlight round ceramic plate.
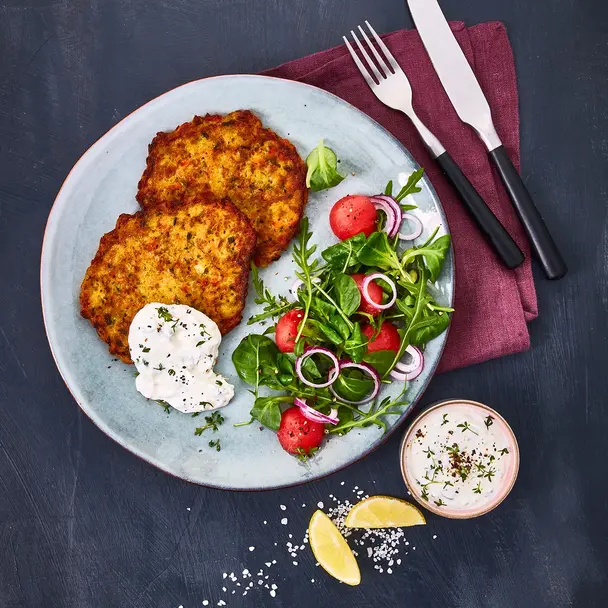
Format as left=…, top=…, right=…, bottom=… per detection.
left=41, top=75, right=454, bottom=490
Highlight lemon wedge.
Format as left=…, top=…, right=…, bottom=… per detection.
left=345, top=495, right=426, bottom=529
left=308, top=510, right=361, bottom=586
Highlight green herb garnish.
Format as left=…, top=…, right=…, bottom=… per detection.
left=305, top=139, right=345, bottom=192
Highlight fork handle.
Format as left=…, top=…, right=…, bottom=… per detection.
left=435, top=151, right=525, bottom=269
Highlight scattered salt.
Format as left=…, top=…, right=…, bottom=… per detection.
left=248, top=546, right=255, bottom=551
left=281, top=518, right=288, bottom=525
left=280, top=504, right=287, bottom=510
left=317, top=501, right=324, bottom=509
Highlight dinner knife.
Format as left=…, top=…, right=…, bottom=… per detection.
left=407, top=0, right=567, bottom=280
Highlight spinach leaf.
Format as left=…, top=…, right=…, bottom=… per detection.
left=343, top=322, right=366, bottom=363
left=310, top=297, right=335, bottom=322
left=321, top=233, right=367, bottom=271
left=329, top=313, right=352, bottom=341
left=301, top=354, right=323, bottom=380
left=402, top=235, right=451, bottom=282
left=336, top=406, right=354, bottom=431
left=251, top=396, right=287, bottom=431
left=332, top=372, right=374, bottom=402
left=407, top=311, right=451, bottom=346
left=334, top=273, right=361, bottom=316
left=317, top=322, right=343, bottom=345
left=305, top=140, right=345, bottom=192
left=362, top=350, right=396, bottom=377
left=232, top=335, right=279, bottom=386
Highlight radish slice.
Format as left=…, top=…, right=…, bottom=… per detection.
left=329, top=361, right=380, bottom=405
left=296, top=347, right=340, bottom=388
left=371, top=195, right=403, bottom=238
left=362, top=273, right=397, bottom=310
left=294, top=398, right=339, bottom=425
left=370, top=197, right=397, bottom=237
left=289, top=277, right=321, bottom=302
left=398, top=213, right=423, bottom=241
left=391, top=345, right=424, bottom=381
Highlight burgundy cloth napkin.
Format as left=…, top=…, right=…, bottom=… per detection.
left=263, top=21, right=538, bottom=372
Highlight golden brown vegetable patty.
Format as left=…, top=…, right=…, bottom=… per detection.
left=80, top=197, right=256, bottom=363
left=136, top=110, right=307, bottom=267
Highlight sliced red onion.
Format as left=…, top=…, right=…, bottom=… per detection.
left=362, top=273, right=397, bottom=310
left=397, top=213, right=423, bottom=241
left=295, top=347, right=340, bottom=388
left=390, top=345, right=424, bottom=381
left=371, top=195, right=402, bottom=238
left=329, top=361, right=380, bottom=405
left=294, top=398, right=339, bottom=425
left=370, top=197, right=397, bottom=237
left=289, top=277, right=321, bottom=302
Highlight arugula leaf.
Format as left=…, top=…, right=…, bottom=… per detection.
left=402, top=235, right=451, bottom=282
left=394, top=168, right=424, bottom=202
left=251, top=396, right=288, bottom=431
left=247, top=263, right=293, bottom=324
left=232, top=335, right=279, bottom=387
left=321, top=233, right=367, bottom=271
left=305, top=140, right=345, bottom=192
left=334, top=273, right=361, bottom=316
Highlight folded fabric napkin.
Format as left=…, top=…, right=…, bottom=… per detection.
left=263, top=21, right=538, bottom=372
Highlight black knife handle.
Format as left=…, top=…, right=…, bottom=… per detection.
left=435, top=151, right=525, bottom=269
left=489, top=145, right=567, bottom=280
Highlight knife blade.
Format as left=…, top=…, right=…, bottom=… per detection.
left=407, top=0, right=567, bottom=280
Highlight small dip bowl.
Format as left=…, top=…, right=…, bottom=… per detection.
left=400, top=399, right=520, bottom=519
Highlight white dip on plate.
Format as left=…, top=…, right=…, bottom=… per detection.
left=403, top=401, right=518, bottom=517
left=128, top=303, right=234, bottom=413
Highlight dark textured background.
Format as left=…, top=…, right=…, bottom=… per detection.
left=1, top=0, right=607, bottom=606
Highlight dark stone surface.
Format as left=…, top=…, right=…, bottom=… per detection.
left=1, top=0, right=607, bottom=606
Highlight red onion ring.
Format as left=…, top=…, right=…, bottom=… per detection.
left=289, top=277, right=321, bottom=302
left=329, top=361, right=380, bottom=405
left=295, top=347, right=340, bottom=388
left=362, top=273, right=397, bottom=310
left=370, top=197, right=397, bottom=237
left=294, top=398, right=339, bottom=425
left=397, top=213, right=423, bottom=241
left=371, top=195, right=403, bottom=238
left=390, top=345, right=424, bottom=381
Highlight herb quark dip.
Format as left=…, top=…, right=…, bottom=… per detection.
left=401, top=400, right=519, bottom=518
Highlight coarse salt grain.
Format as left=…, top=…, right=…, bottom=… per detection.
left=281, top=518, right=288, bottom=525
left=249, top=546, right=255, bottom=551
left=317, top=501, right=324, bottom=509
left=280, top=504, right=287, bottom=510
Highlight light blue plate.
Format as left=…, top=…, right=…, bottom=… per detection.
left=41, top=75, right=454, bottom=490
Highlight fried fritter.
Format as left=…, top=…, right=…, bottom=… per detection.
left=80, top=197, right=256, bottom=363
left=136, top=110, right=307, bottom=267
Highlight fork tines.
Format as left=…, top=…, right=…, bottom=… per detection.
left=343, top=21, right=400, bottom=86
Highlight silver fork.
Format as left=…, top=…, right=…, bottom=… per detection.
left=344, top=22, right=524, bottom=269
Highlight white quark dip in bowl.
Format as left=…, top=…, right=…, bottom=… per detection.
left=400, top=399, right=519, bottom=518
